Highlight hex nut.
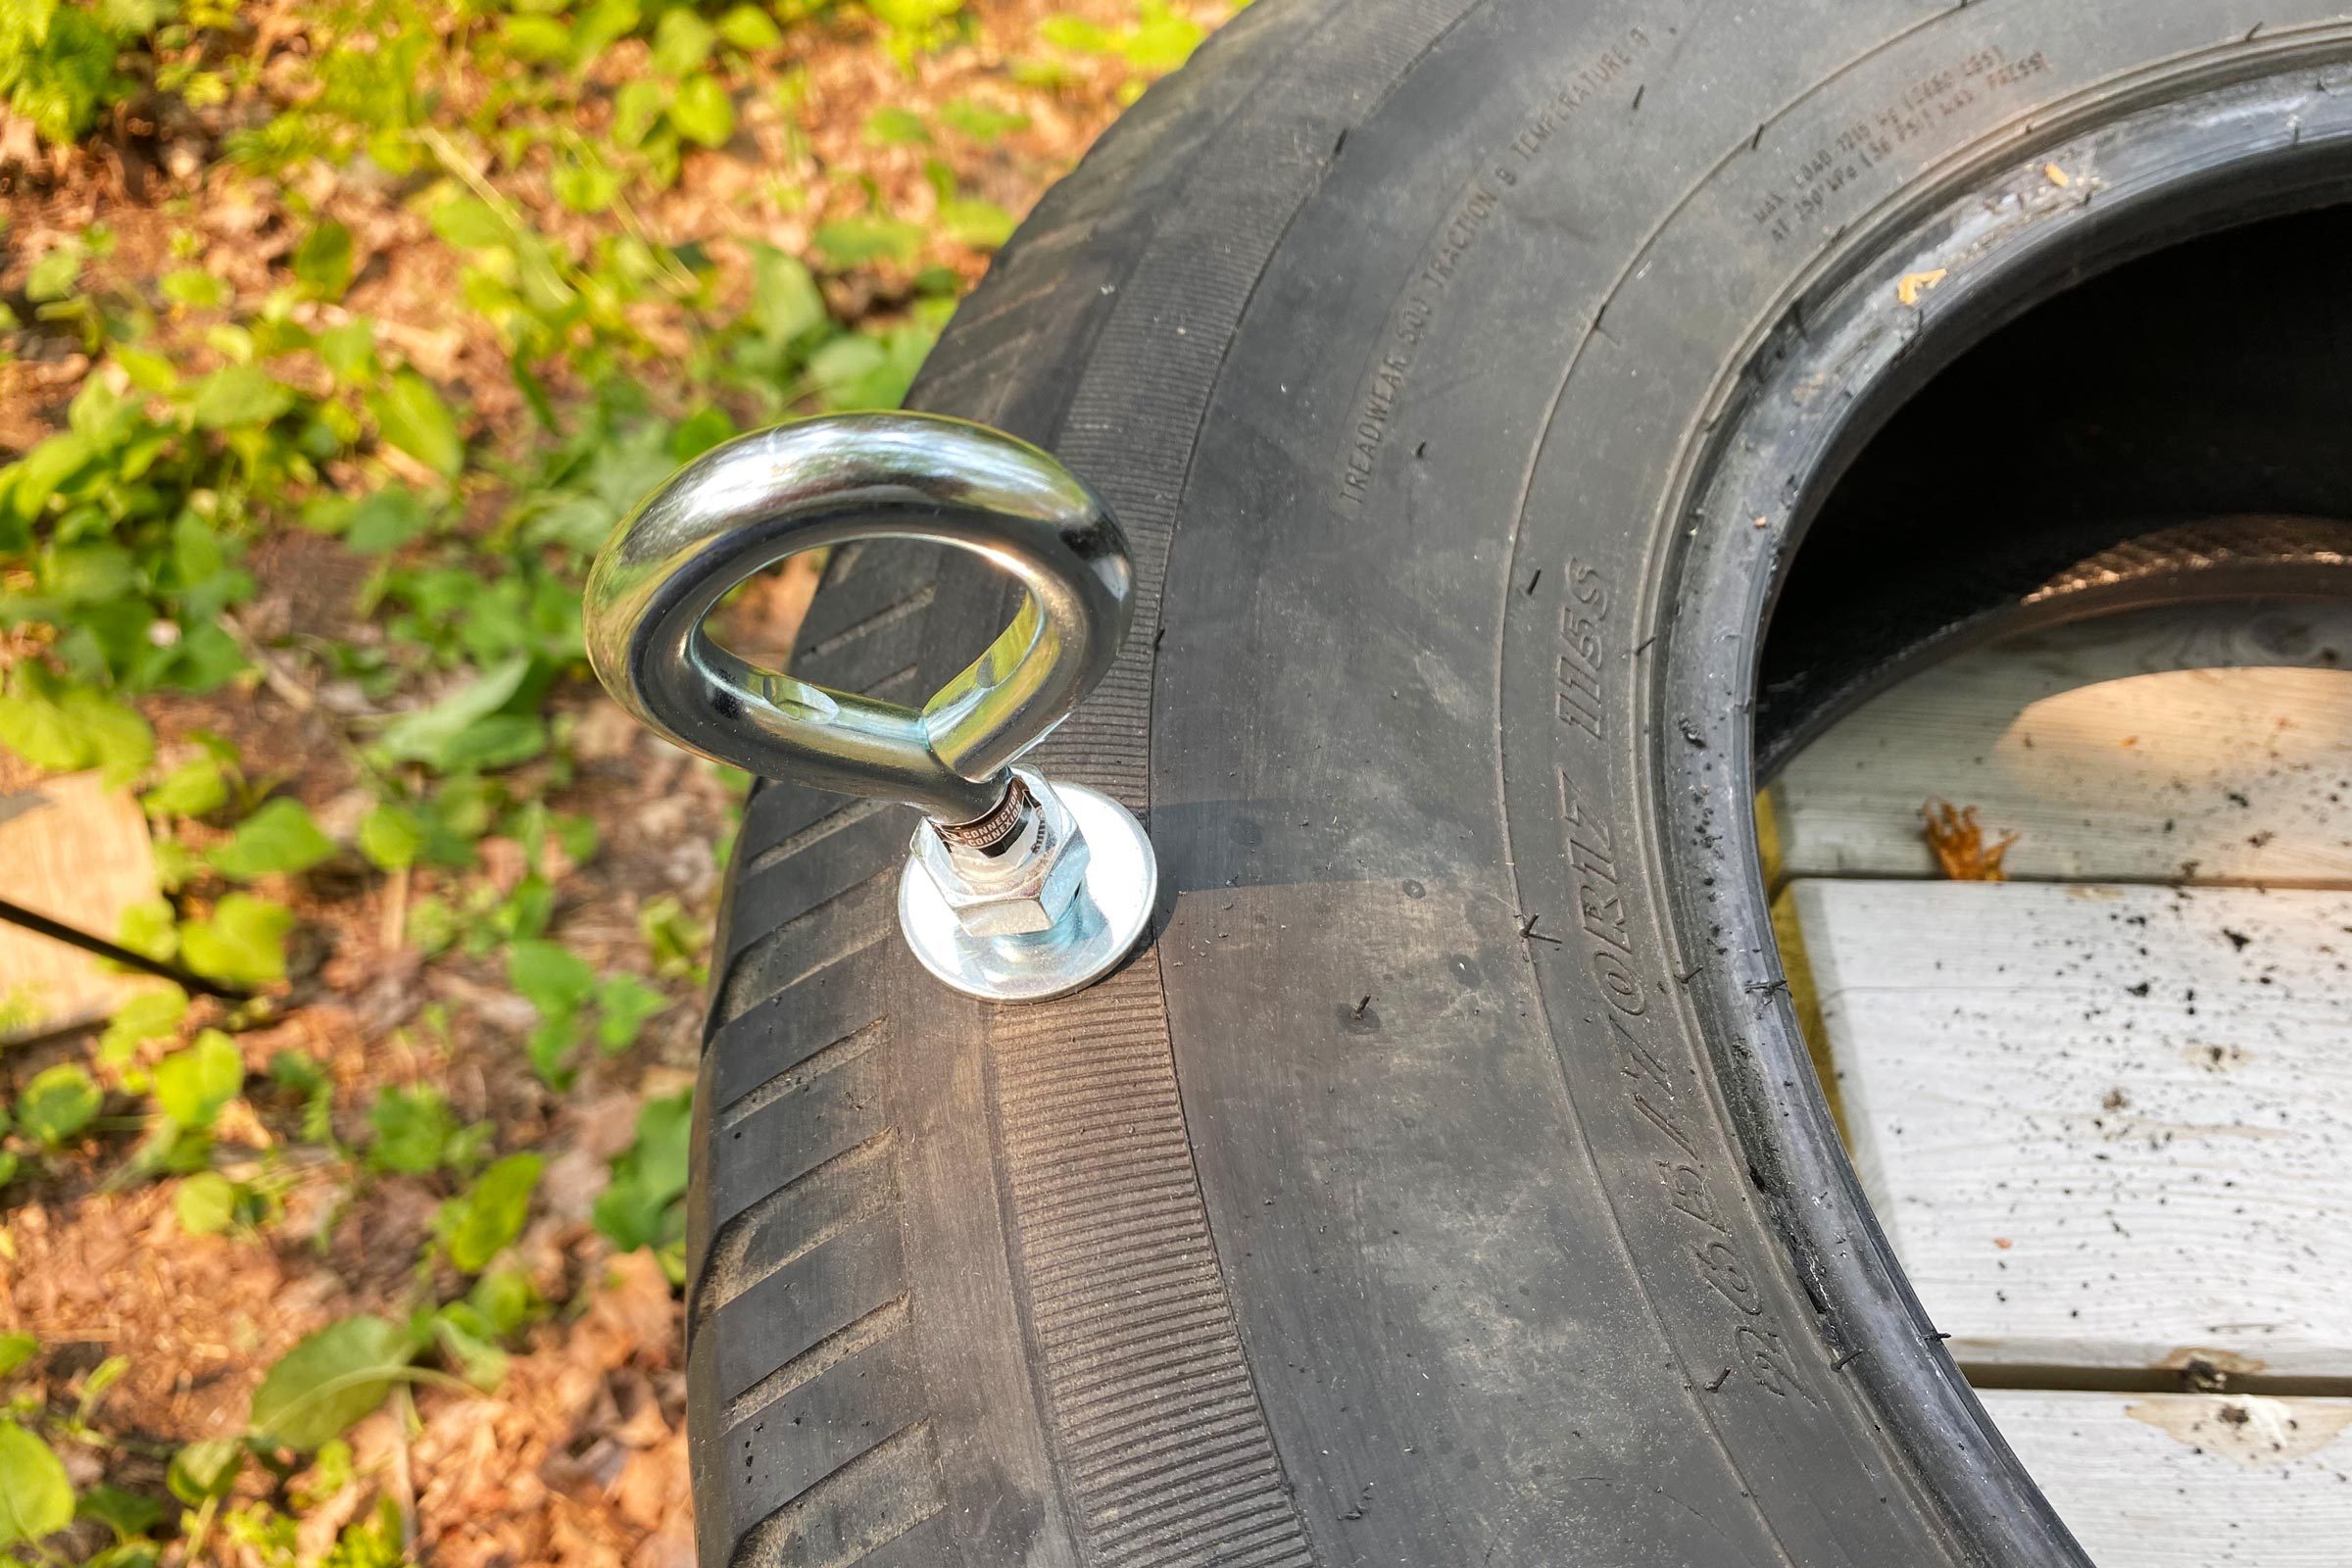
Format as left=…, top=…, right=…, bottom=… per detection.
left=913, top=771, right=1092, bottom=938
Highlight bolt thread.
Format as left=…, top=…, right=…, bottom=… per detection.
left=932, top=775, right=1033, bottom=857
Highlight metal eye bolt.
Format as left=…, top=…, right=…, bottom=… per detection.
left=582, top=412, right=1157, bottom=1003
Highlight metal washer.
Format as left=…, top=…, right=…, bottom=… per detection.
left=897, top=783, right=1156, bottom=1003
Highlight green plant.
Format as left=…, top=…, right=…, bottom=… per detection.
left=434, top=1152, right=540, bottom=1274
left=506, top=940, right=668, bottom=1085
left=365, top=1085, right=489, bottom=1176
left=592, top=1089, right=690, bottom=1282
left=268, top=1051, right=337, bottom=1150
left=18, top=1062, right=102, bottom=1146
left=176, top=894, right=294, bottom=988
left=426, top=1267, right=539, bottom=1390
left=0, top=0, right=170, bottom=147
left=0, top=1421, right=74, bottom=1550
left=207, top=797, right=336, bottom=882
left=857, top=0, right=966, bottom=61
left=247, top=1316, right=425, bottom=1452
left=98, top=987, right=186, bottom=1066
left=140, top=1027, right=245, bottom=1172
left=1037, top=0, right=1204, bottom=99
left=172, top=1168, right=275, bottom=1235
left=637, top=894, right=711, bottom=983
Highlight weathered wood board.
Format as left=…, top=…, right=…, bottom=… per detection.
left=1764, top=601, right=2352, bottom=886
left=0, top=769, right=161, bottom=1042
left=1788, top=877, right=2352, bottom=1379
left=1981, top=1390, right=2352, bottom=1567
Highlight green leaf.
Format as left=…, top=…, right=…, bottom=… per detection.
left=862, top=106, right=930, bottom=146
left=99, top=987, right=186, bottom=1066
left=611, top=79, right=667, bottom=147
left=426, top=196, right=513, bottom=252
left=75, top=1483, right=163, bottom=1543
left=248, top=1316, right=421, bottom=1451
left=180, top=892, right=292, bottom=987
left=808, top=320, right=934, bottom=411
left=1121, top=2, right=1204, bottom=72
left=25, top=245, right=84, bottom=303
left=748, top=243, right=825, bottom=348
left=0, top=1337, right=34, bottom=1379
left=506, top=939, right=594, bottom=1015
left=141, top=754, right=228, bottom=818
left=174, top=1171, right=237, bottom=1235
left=366, top=1085, right=459, bottom=1175
left=1039, top=13, right=1113, bottom=51
left=208, top=798, right=335, bottom=881
left=430, top=1306, right=507, bottom=1390
left=0, top=1423, right=74, bottom=1549
left=592, top=1091, right=692, bottom=1252
left=0, top=666, right=154, bottom=786
left=159, top=268, right=226, bottom=309
left=638, top=895, right=709, bottom=981
left=187, top=365, right=295, bottom=430
left=668, top=74, right=736, bottom=148
left=165, top=1439, right=239, bottom=1507
left=358, top=803, right=424, bottom=872
left=630, top=1090, right=692, bottom=1198
left=292, top=220, right=355, bottom=300
left=373, top=653, right=532, bottom=771
left=811, top=216, right=925, bottom=268
left=318, top=318, right=378, bottom=383
left=110, top=343, right=178, bottom=394
left=523, top=1012, right=579, bottom=1085
left=268, top=1050, right=336, bottom=1149
left=651, top=8, right=715, bottom=74
left=939, top=97, right=1028, bottom=142
left=164, top=1439, right=238, bottom=1507
left=38, top=540, right=138, bottom=606
left=594, top=973, right=668, bottom=1051
left=116, top=901, right=178, bottom=962
left=153, top=1030, right=243, bottom=1131
left=938, top=196, right=1015, bottom=249
left=500, top=13, right=570, bottom=60
left=552, top=157, right=623, bottom=215
left=668, top=406, right=734, bottom=462
left=18, top=1064, right=101, bottom=1146
left=569, top=0, right=641, bottom=65
left=715, top=3, right=782, bottom=49
left=468, top=1269, right=538, bottom=1338
left=863, top=0, right=963, bottom=34
left=368, top=370, right=465, bottom=479
left=442, top=1152, right=541, bottom=1273
left=343, top=486, right=433, bottom=555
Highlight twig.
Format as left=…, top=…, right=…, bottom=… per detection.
left=223, top=613, right=318, bottom=713
left=390, top=1384, right=418, bottom=1548
left=0, top=896, right=246, bottom=999
left=382, top=862, right=411, bottom=954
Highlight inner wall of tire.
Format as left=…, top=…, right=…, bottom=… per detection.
left=1658, top=64, right=2352, bottom=1550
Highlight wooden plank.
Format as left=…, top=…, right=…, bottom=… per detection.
left=1979, top=1390, right=2352, bottom=1567
left=1764, top=601, right=2352, bottom=885
left=0, top=769, right=161, bottom=1042
left=1790, top=877, right=2352, bottom=1378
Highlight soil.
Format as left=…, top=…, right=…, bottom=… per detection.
left=0, top=2, right=1227, bottom=1560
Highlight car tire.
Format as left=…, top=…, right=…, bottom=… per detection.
left=690, top=4, right=2352, bottom=1563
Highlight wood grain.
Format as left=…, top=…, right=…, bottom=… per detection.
left=0, top=770, right=162, bottom=1042
left=1982, top=1390, right=2352, bottom=1566
left=1765, top=601, right=2352, bottom=886
left=1791, top=877, right=2352, bottom=1378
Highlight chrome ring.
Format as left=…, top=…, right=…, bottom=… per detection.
left=583, top=413, right=1135, bottom=821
